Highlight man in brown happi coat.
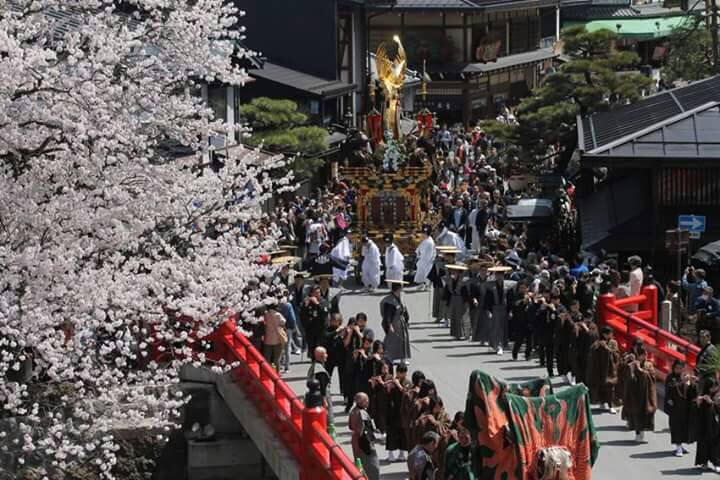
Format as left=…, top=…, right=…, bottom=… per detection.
left=586, top=326, right=621, bottom=413
left=401, top=370, right=426, bottom=452
left=622, top=347, right=657, bottom=443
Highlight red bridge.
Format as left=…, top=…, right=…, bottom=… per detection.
left=597, top=285, right=700, bottom=379
left=208, top=319, right=365, bottom=480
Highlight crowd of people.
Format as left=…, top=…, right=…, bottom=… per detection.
left=246, top=121, right=720, bottom=479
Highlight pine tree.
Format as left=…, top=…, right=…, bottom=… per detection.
left=663, top=17, right=713, bottom=83
left=482, top=26, right=652, bottom=169
left=241, top=97, right=329, bottom=179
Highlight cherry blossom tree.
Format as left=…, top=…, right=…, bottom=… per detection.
left=0, top=1, right=290, bottom=478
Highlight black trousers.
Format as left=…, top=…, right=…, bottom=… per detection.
left=512, top=331, right=533, bottom=360
left=538, top=337, right=555, bottom=377
left=556, top=347, right=570, bottom=376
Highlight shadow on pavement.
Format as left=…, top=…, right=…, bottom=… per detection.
left=601, top=439, right=639, bottom=447
left=432, top=344, right=474, bottom=350
left=446, top=352, right=488, bottom=358
left=595, top=425, right=628, bottom=432
left=630, top=450, right=675, bottom=460
left=501, top=365, right=536, bottom=371
left=412, top=337, right=460, bottom=344
left=660, top=467, right=703, bottom=476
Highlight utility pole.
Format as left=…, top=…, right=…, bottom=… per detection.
left=710, top=0, right=720, bottom=72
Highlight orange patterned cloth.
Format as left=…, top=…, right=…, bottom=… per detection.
left=463, top=371, right=555, bottom=480
left=505, top=384, right=599, bottom=480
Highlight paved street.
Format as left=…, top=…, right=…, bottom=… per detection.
left=283, top=287, right=703, bottom=480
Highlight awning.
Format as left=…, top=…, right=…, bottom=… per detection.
left=692, top=240, right=720, bottom=269
left=463, top=48, right=557, bottom=74
left=506, top=198, right=554, bottom=221
left=249, top=62, right=356, bottom=99
left=565, top=16, right=690, bottom=40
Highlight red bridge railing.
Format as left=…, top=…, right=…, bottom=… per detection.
left=208, top=319, right=365, bottom=480
left=597, top=285, right=701, bottom=379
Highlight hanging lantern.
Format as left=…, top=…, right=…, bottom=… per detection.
left=367, top=107, right=383, bottom=145
left=416, top=59, right=433, bottom=137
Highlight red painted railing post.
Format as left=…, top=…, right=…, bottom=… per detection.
left=597, top=293, right=615, bottom=329
left=641, top=285, right=658, bottom=327
left=329, top=446, right=345, bottom=477
left=301, top=405, right=327, bottom=479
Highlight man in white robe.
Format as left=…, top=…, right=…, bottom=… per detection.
left=331, top=230, right=352, bottom=284
left=361, top=236, right=382, bottom=290
left=436, top=226, right=466, bottom=261
left=414, top=225, right=436, bottom=289
left=384, top=233, right=405, bottom=282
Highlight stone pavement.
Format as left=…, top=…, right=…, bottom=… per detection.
left=282, top=287, right=708, bottom=480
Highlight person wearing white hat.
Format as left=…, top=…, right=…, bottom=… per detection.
left=331, top=229, right=353, bottom=285
left=384, top=233, right=405, bottom=283
left=361, top=235, right=382, bottom=291
left=414, top=225, right=436, bottom=290
left=436, top=225, right=466, bottom=261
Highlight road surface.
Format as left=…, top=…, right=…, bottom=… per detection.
left=283, top=287, right=699, bottom=480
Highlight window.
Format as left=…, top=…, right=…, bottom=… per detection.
left=490, top=72, right=509, bottom=85
left=656, top=168, right=720, bottom=206
left=207, top=85, right=226, bottom=122
left=404, top=28, right=462, bottom=69
left=510, top=19, right=528, bottom=54
left=488, top=22, right=506, bottom=58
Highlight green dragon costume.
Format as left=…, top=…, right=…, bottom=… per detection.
left=464, top=370, right=599, bottom=480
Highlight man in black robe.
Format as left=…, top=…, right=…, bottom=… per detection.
left=300, top=285, right=329, bottom=360
left=511, top=281, right=534, bottom=361
left=289, top=272, right=309, bottom=351
left=318, top=275, right=340, bottom=315
left=382, top=281, right=411, bottom=364
left=694, top=377, right=720, bottom=472
left=665, top=360, right=697, bottom=456
left=571, top=312, right=598, bottom=386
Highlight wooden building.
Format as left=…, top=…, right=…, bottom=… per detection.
left=365, top=0, right=561, bottom=123
left=577, top=76, right=720, bottom=267
left=236, top=0, right=562, bottom=127
left=562, top=0, right=702, bottom=73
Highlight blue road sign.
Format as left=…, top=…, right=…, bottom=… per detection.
left=678, top=214, right=706, bottom=233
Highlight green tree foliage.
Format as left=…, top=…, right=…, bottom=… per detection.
left=663, top=18, right=713, bottom=82
left=240, top=97, right=306, bottom=128
left=240, top=97, right=329, bottom=179
left=482, top=26, right=651, bottom=165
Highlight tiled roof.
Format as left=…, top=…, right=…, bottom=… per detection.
left=373, top=0, right=480, bottom=8
left=464, top=48, right=557, bottom=74
left=364, top=0, right=558, bottom=9
left=562, top=5, right=640, bottom=20
left=579, top=76, right=720, bottom=153
left=249, top=62, right=356, bottom=98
